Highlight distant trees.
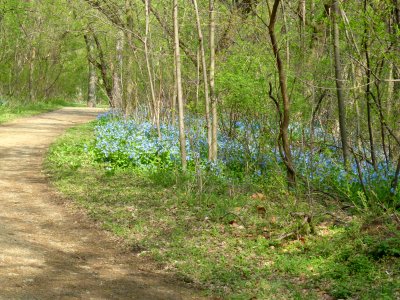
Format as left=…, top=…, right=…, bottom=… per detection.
left=0, top=0, right=83, bottom=101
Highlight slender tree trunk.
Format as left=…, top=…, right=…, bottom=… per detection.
left=172, top=82, right=177, bottom=126
left=84, top=34, right=97, bottom=108
left=387, top=62, right=394, bottom=160
left=209, top=0, right=218, bottom=161
left=192, top=0, right=212, bottom=160
left=393, top=0, right=400, bottom=159
left=29, top=46, right=36, bottom=102
left=332, top=0, right=349, bottom=167
left=280, top=1, right=290, bottom=70
left=144, top=0, right=160, bottom=137
left=299, top=0, right=306, bottom=51
left=93, top=33, right=113, bottom=107
left=363, top=0, right=377, bottom=171
left=365, top=54, right=377, bottom=170
left=391, top=154, right=400, bottom=195
left=196, top=49, right=200, bottom=108
left=157, top=62, right=163, bottom=137
left=112, top=30, right=124, bottom=110
left=268, top=0, right=296, bottom=186
left=354, top=64, right=368, bottom=156
left=88, top=65, right=97, bottom=107
left=173, top=0, right=187, bottom=171
left=125, top=0, right=135, bottom=114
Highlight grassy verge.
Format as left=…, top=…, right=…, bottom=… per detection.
left=0, top=99, right=84, bottom=124
left=45, top=122, right=400, bottom=299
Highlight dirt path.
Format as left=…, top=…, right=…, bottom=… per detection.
left=0, top=108, right=204, bottom=300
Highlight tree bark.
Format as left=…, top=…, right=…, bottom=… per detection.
left=144, top=0, right=160, bottom=137
left=268, top=0, right=296, bottom=186
left=112, top=30, right=124, bottom=110
left=124, top=0, right=136, bottom=114
left=84, top=34, right=97, bottom=108
left=332, top=0, right=349, bottom=167
left=363, top=0, right=377, bottom=171
left=299, top=0, right=306, bottom=52
left=192, top=0, right=212, bottom=160
left=173, top=0, right=187, bottom=171
left=209, top=0, right=218, bottom=161
left=29, top=46, right=36, bottom=102
left=92, top=33, right=113, bottom=107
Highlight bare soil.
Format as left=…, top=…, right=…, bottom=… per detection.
left=0, top=108, right=205, bottom=300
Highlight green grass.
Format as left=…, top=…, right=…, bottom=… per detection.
left=0, top=99, right=84, bottom=124
left=45, top=122, right=400, bottom=299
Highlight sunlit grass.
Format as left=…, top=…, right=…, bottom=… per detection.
left=0, top=99, right=84, bottom=124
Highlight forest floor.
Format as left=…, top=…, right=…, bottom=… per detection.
left=0, top=108, right=205, bottom=299
left=44, top=116, right=400, bottom=299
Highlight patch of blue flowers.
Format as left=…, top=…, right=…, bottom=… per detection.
left=90, top=111, right=399, bottom=203
left=91, top=111, right=270, bottom=175
left=93, top=120, right=179, bottom=169
left=293, top=147, right=399, bottom=201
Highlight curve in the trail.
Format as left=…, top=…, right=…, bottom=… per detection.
left=0, top=108, right=202, bottom=300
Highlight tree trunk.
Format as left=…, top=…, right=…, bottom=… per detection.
left=363, top=0, right=377, bottom=171
left=332, top=0, right=349, bottom=167
left=192, top=0, right=212, bottom=160
left=144, top=0, right=160, bottom=137
left=124, top=0, right=135, bottom=114
left=173, top=0, right=187, bottom=171
left=298, top=0, right=306, bottom=53
left=172, top=82, right=177, bottom=126
left=29, top=46, right=36, bottom=102
left=268, top=0, right=296, bottom=186
left=209, top=0, right=218, bottom=161
left=93, top=33, right=113, bottom=107
left=392, top=0, right=400, bottom=159
left=84, top=34, right=97, bottom=108
left=112, top=30, right=124, bottom=110
left=387, top=62, right=394, bottom=160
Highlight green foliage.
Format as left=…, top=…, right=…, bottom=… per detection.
left=216, top=41, right=269, bottom=115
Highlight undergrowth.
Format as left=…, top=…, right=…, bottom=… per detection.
left=45, top=121, right=400, bottom=299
